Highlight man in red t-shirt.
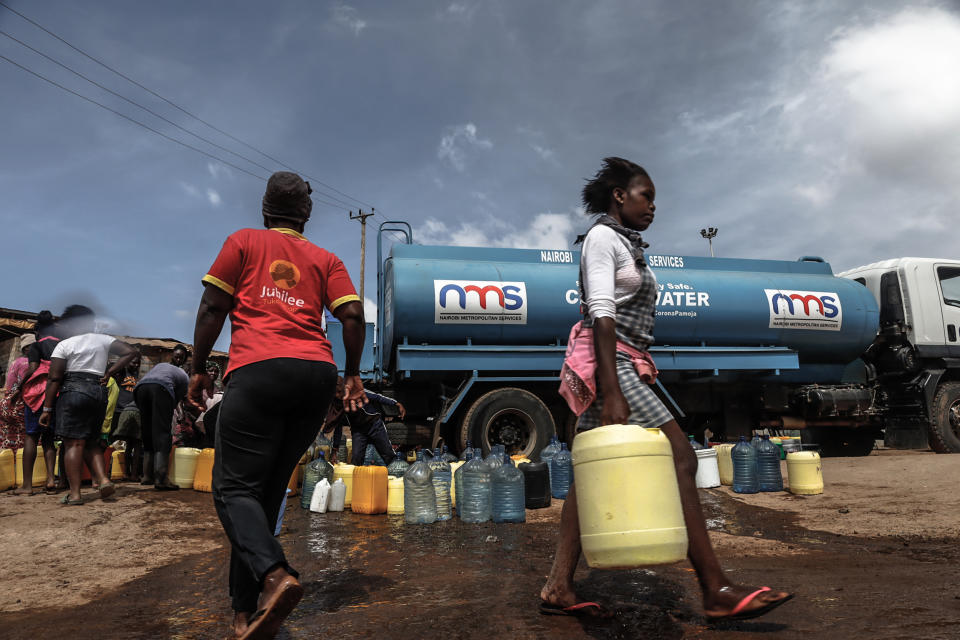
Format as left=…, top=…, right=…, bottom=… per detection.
left=188, top=171, right=366, bottom=640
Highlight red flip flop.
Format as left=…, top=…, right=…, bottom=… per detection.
left=707, top=587, right=794, bottom=622
left=539, top=600, right=613, bottom=618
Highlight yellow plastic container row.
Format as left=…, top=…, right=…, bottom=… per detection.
left=786, top=451, right=823, bottom=495
left=169, top=447, right=201, bottom=490
left=572, top=424, right=688, bottom=569
left=352, top=465, right=388, bottom=514
left=0, top=449, right=14, bottom=491
left=714, top=444, right=735, bottom=486
left=110, top=450, right=125, bottom=482
left=193, top=448, right=215, bottom=492
left=387, top=477, right=404, bottom=514
left=449, top=461, right=465, bottom=507
left=333, top=463, right=355, bottom=507
left=15, top=446, right=48, bottom=488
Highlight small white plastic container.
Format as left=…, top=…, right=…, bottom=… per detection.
left=328, top=478, right=347, bottom=512
left=310, top=478, right=331, bottom=513
left=695, top=448, right=721, bottom=489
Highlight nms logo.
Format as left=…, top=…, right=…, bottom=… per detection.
left=764, top=289, right=843, bottom=331
left=434, top=280, right=527, bottom=325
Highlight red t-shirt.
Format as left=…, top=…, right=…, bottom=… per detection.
left=202, top=227, right=360, bottom=377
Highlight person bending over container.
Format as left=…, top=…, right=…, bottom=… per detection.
left=187, top=171, right=366, bottom=640
left=542, top=158, right=793, bottom=622
left=324, top=376, right=405, bottom=466
left=37, top=305, right=138, bottom=505
left=134, top=345, right=190, bottom=489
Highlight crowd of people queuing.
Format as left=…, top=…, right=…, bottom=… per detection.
left=1, top=161, right=793, bottom=637
left=0, top=310, right=224, bottom=502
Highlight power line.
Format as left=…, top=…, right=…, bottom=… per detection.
left=0, top=53, right=268, bottom=180
left=0, top=0, right=377, bottom=211
left=0, top=52, right=357, bottom=211
left=0, top=29, right=361, bottom=210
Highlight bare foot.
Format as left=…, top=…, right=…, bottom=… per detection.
left=703, top=583, right=793, bottom=621
left=13, top=487, right=35, bottom=496
left=540, top=581, right=579, bottom=609
left=230, top=611, right=251, bottom=638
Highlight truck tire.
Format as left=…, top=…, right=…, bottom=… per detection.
left=928, top=382, right=960, bottom=453
left=460, top=387, right=555, bottom=459
left=386, top=421, right=433, bottom=448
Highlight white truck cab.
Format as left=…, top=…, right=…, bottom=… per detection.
left=840, top=258, right=960, bottom=354
left=839, top=258, right=960, bottom=452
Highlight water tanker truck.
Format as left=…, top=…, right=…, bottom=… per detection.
left=326, top=221, right=960, bottom=458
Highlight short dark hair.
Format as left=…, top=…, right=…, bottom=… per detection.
left=582, top=157, right=650, bottom=215
left=173, top=344, right=189, bottom=353
left=61, top=304, right=95, bottom=320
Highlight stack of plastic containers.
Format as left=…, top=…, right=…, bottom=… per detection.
left=550, top=443, right=573, bottom=499
left=352, top=463, right=388, bottom=514
left=387, top=476, right=405, bottom=515
left=454, top=448, right=475, bottom=517
left=519, top=461, right=550, bottom=509
left=756, top=435, right=784, bottom=492
left=732, top=436, right=758, bottom=494
left=491, top=458, right=526, bottom=523
left=540, top=436, right=560, bottom=485
left=429, top=448, right=452, bottom=521
left=403, top=450, right=437, bottom=524
left=460, top=448, right=492, bottom=523
left=387, top=453, right=409, bottom=478
left=301, top=451, right=334, bottom=509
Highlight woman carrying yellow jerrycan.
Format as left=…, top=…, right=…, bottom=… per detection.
left=544, top=158, right=793, bottom=621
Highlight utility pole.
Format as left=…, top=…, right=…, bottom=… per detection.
left=350, top=208, right=375, bottom=301
left=700, top=227, right=718, bottom=257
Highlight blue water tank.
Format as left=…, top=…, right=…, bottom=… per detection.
left=381, top=244, right=878, bottom=365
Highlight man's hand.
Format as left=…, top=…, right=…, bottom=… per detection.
left=600, top=388, right=631, bottom=426
left=342, top=375, right=367, bottom=412
left=38, top=410, right=51, bottom=428
left=396, top=402, right=406, bottom=420
left=187, top=373, right=213, bottom=414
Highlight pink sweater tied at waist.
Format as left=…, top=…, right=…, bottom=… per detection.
left=558, top=320, right=659, bottom=416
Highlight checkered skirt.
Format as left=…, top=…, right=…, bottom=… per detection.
left=576, top=352, right=674, bottom=431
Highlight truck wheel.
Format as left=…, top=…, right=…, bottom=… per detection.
left=460, top=388, right=555, bottom=459
left=928, top=382, right=960, bottom=453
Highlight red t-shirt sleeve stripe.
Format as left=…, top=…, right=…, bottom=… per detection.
left=322, top=254, right=360, bottom=310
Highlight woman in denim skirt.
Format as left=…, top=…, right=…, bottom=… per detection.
left=37, top=305, right=138, bottom=505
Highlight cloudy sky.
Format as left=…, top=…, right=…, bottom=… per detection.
left=2, top=1, right=959, bottom=347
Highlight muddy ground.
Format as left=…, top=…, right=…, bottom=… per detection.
left=2, top=449, right=959, bottom=639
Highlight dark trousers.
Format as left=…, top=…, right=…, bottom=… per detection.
left=134, top=383, right=174, bottom=455
left=349, top=418, right=396, bottom=466
left=212, top=358, right=337, bottom=612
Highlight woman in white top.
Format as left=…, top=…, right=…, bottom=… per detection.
left=541, top=158, right=792, bottom=622
left=38, top=305, right=138, bottom=505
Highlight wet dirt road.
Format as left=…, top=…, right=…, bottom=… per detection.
left=3, top=450, right=960, bottom=639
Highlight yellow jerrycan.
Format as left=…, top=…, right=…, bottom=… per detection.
left=352, top=464, right=388, bottom=514
left=192, top=448, right=216, bottom=492
left=715, top=444, right=735, bottom=486
left=0, top=449, right=14, bottom=491
left=169, top=447, right=201, bottom=489
left=449, top=461, right=465, bottom=507
left=110, top=449, right=125, bottom=481
left=572, top=424, right=688, bottom=568
left=333, top=463, right=356, bottom=507
left=787, top=451, right=823, bottom=495
left=387, top=476, right=405, bottom=515
left=15, top=446, right=47, bottom=488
